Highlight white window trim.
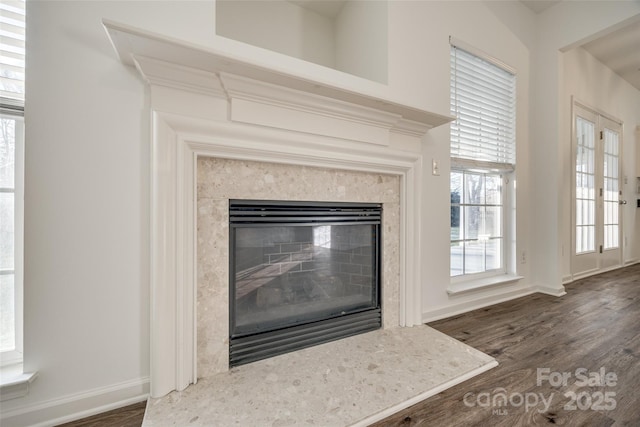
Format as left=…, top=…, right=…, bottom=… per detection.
left=0, top=107, right=31, bottom=400
left=448, top=38, right=517, bottom=290
left=0, top=364, right=37, bottom=401
left=450, top=168, right=514, bottom=282
left=448, top=273, right=524, bottom=296
left=1, top=108, right=24, bottom=367
left=0, top=0, right=31, bottom=399
left=449, top=36, right=516, bottom=76
left=449, top=170, right=520, bottom=293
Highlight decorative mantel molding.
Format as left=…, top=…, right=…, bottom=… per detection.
left=131, top=54, right=433, bottom=144
left=103, top=19, right=453, bottom=136
left=103, top=20, right=452, bottom=399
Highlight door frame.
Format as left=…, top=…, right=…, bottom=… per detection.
left=570, top=99, right=624, bottom=280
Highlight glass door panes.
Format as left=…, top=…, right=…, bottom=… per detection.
left=603, top=128, right=619, bottom=249
left=572, top=103, right=623, bottom=278
left=575, top=116, right=596, bottom=254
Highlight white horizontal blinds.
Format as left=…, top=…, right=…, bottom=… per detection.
left=450, top=44, right=515, bottom=167
left=0, top=0, right=25, bottom=102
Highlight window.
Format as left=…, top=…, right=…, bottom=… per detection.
left=0, top=0, right=25, bottom=367
left=450, top=170, right=503, bottom=276
left=449, top=40, right=515, bottom=279
left=0, top=1, right=25, bottom=101
left=0, top=113, right=23, bottom=365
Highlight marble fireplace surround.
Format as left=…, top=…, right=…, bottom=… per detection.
left=197, top=158, right=402, bottom=378
left=104, top=21, right=455, bottom=399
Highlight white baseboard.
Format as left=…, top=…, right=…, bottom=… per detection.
left=569, top=262, right=636, bottom=284
left=423, top=260, right=640, bottom=324
left=0, top=377, right=149, bottom=427
left=535, top=284, right=567, bottom=297
left=422, top=287, right=536, bottom=323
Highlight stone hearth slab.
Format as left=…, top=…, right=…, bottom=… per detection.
left=143, top=325, right=497, bottom=426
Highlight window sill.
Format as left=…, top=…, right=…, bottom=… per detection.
left=0, top=363, right=38, bottom=401
left=447, top=274, right=524, bottom=296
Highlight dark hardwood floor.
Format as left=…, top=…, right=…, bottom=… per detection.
left=373, top=264, right=640, bottom=426
left=60, top=264, right=640, bottom=426
left=56, top=401, right=146, bottom=427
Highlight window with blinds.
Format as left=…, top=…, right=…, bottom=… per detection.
left=449, top=41, right=515, bottom=279
left=0, top=0, right=23, bottom=367
left=450, top=44, right=515, bottom=168
left=0, top=0, right=25, bottom=104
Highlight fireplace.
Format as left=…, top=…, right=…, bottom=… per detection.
left=104, top=20, right=452, bottom=397
left=229, top=200, right=382, bottom=366
left=196, top=158, right=402, bottom=379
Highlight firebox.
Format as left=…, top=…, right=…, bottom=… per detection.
left=229, top=200, right=382, bottom=366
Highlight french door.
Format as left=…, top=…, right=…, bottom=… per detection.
left=572, top=103, right=623, bottom=278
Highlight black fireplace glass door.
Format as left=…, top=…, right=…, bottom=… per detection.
left=231, top=223, right=379, bottom=337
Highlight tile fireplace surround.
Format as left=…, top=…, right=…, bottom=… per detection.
left=104, top=20, right=497, bottom=425
left=197, top=158, right=401, bottom=377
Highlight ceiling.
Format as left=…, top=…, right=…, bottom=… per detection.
left=289, top=0, right=346, bottom=19
left=520, top=0, right=561, bottom=14
left=300, top=0, right=562, bottom=17
left=286, top=0, right=640, bottom=92
left=581, top=20, right=640, bottom=92
left=519, top=0, right=640, bottom=91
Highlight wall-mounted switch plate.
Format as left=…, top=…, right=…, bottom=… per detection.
left=432, top=159, right=440, bottom=176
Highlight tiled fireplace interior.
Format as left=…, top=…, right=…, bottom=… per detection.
left=228, top=199, right=382, bottom=366
left=196, top=157, right=401, bottom=378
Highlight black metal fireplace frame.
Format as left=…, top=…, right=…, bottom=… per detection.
left=228, top=199, right=382, bottom=367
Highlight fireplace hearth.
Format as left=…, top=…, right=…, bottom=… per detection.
left=229, top=200, right=382, bottom=366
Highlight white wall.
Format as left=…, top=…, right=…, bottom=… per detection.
left=561, top=47, right=640, bottom=276
left=335, top=0, right=388, bottom=84
left=531, top=2, right=640, bottom=289
left=216, top=0, right=389, bottom=84
left=385, top=1, right=537, bottom=319
left=5, top=0, right=640, bottom=425
left=216, top=0, right=336, bottom=69
left=0, top=2, right=215, bottom=426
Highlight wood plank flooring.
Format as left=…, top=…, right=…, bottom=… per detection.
left=56, top=401, right=146, bottom=427
left=59, top=264, right=640, bottom=426
left=373, top=264, right=640, bottom=426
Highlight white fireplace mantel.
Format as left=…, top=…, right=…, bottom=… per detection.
left=103, top=20, right=453, bottom=132
left=103, top=20, right=453, bottom=398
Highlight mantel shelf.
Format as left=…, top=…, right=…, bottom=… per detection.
left=103, top=19, right=453, bottom=130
